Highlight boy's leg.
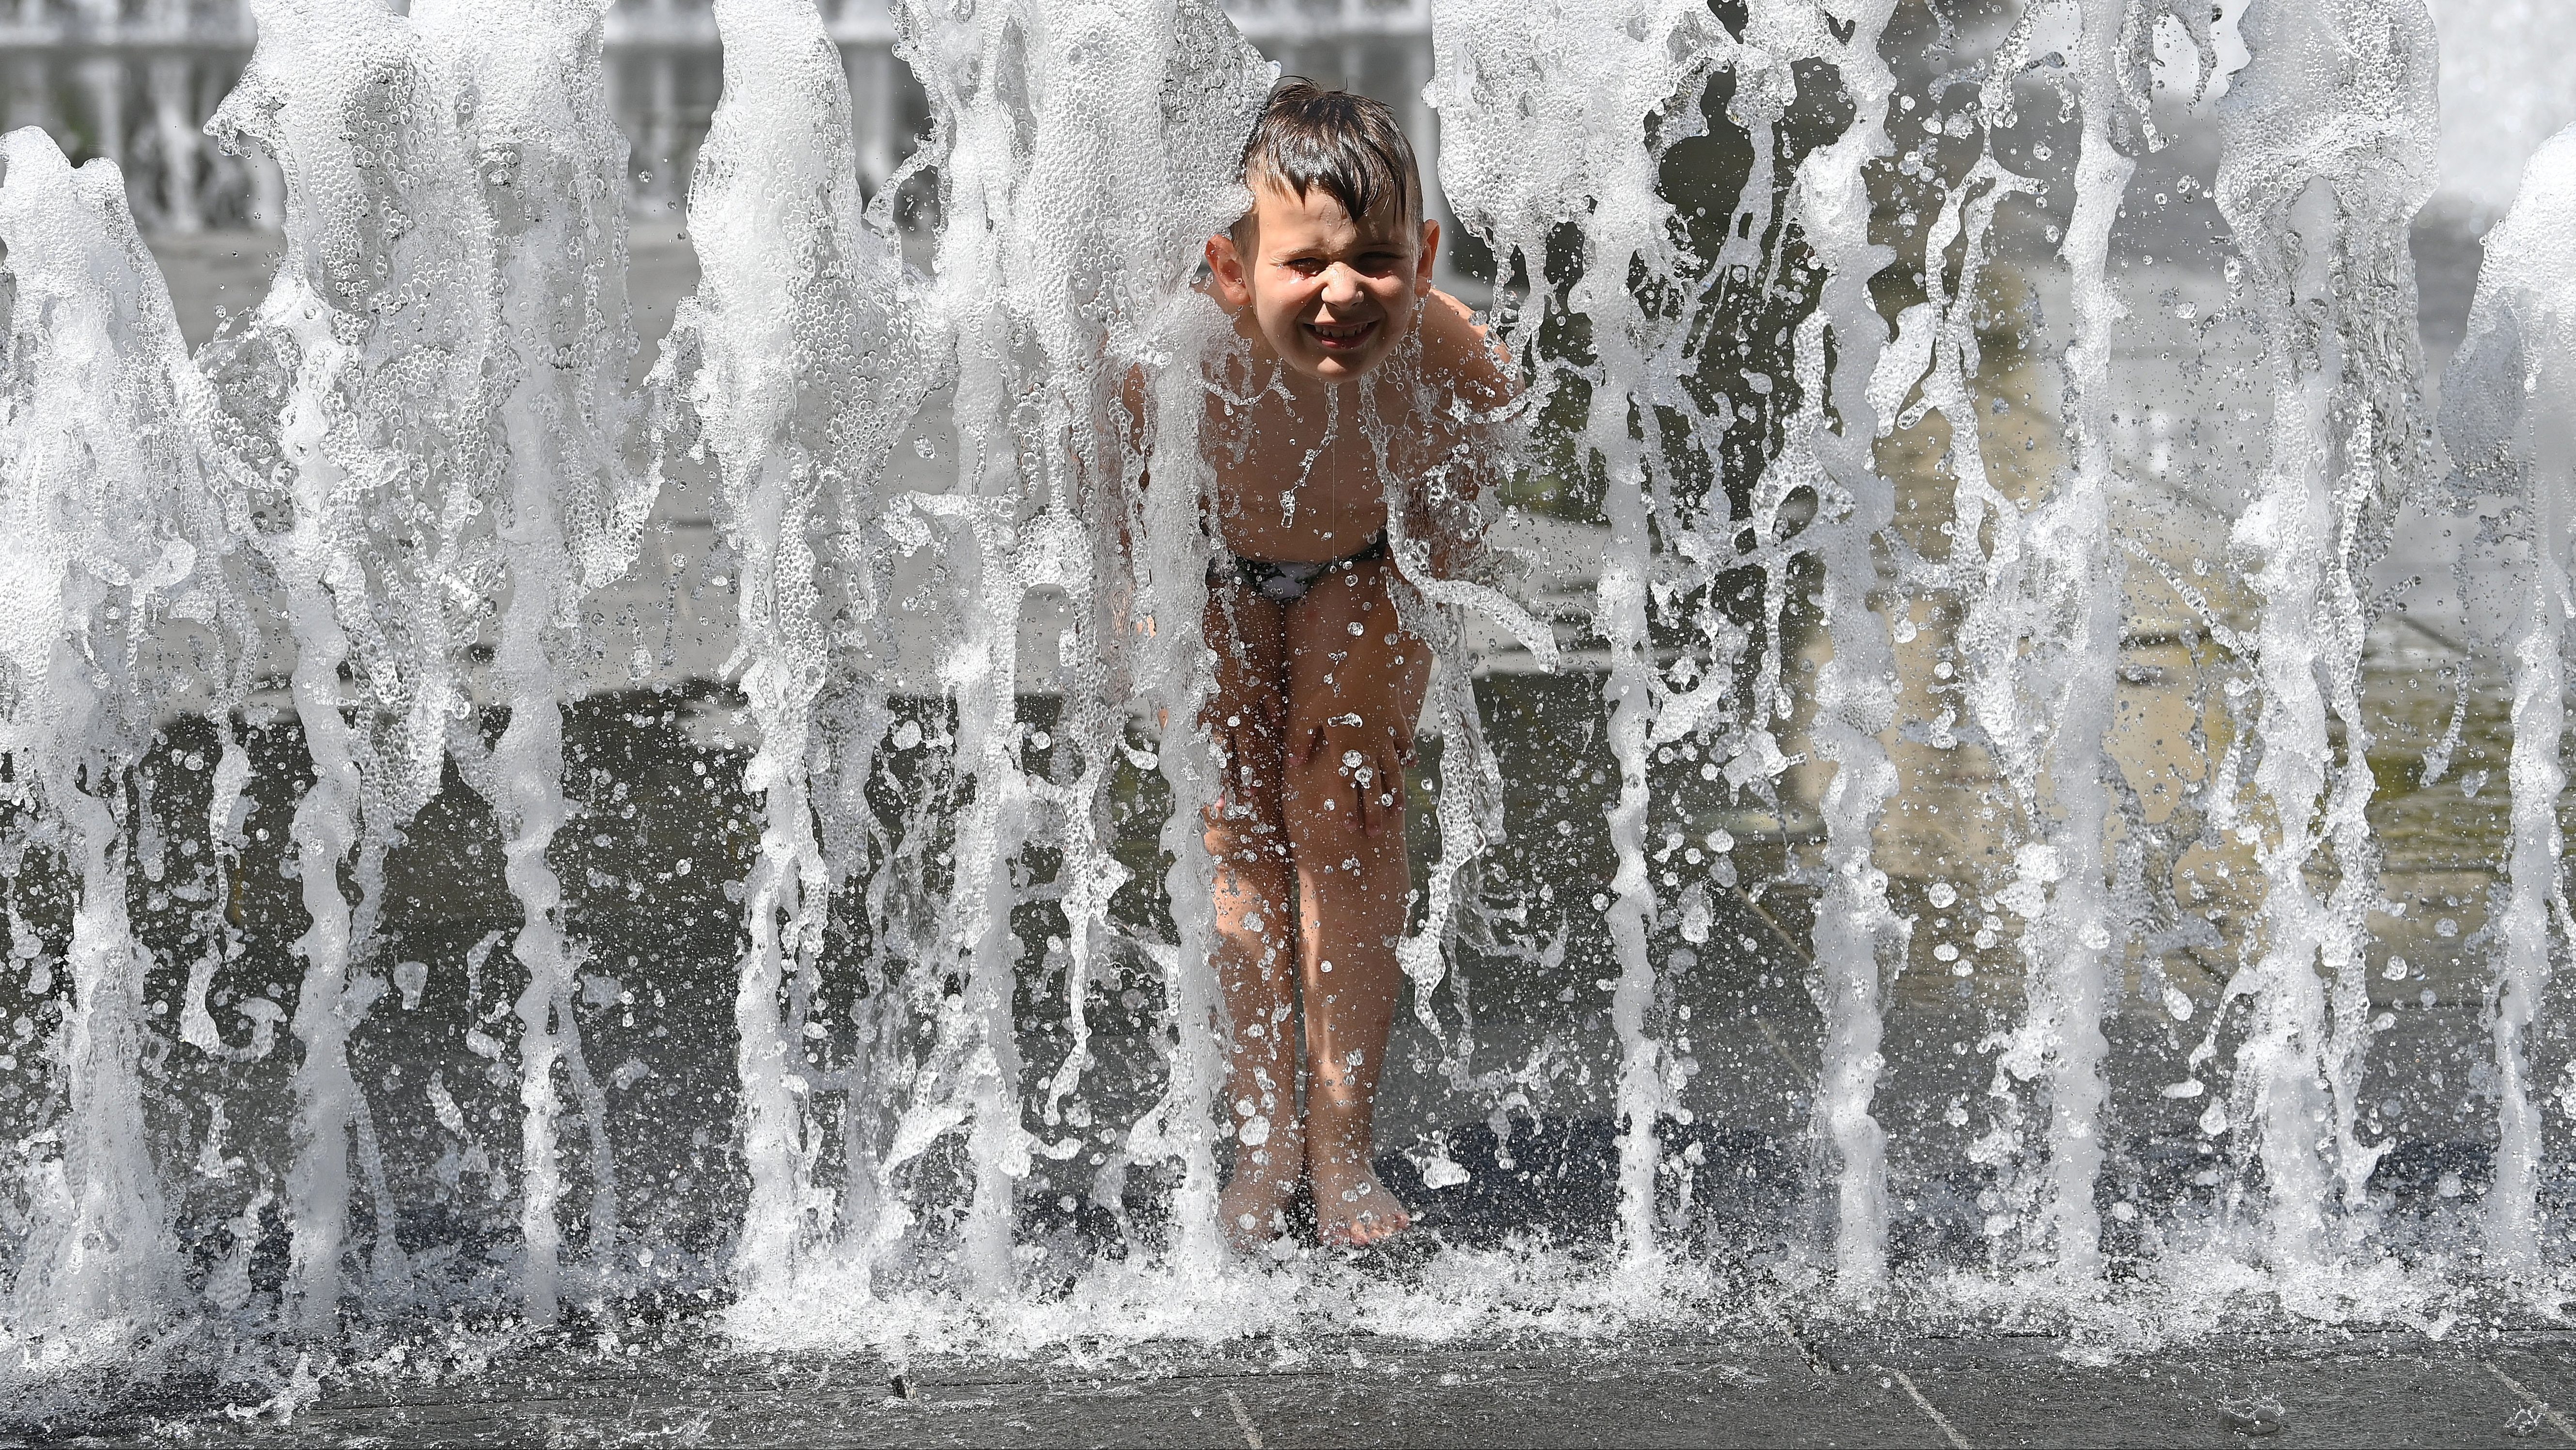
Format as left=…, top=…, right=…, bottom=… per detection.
left=1202, top=581, right=1302, bottom=1248
left=1284, top=799, right=1410, bottom=1245
left=1282, top=556, right=1430, bottom=1246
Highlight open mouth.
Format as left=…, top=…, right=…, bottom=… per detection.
left=1304, top=318, right=1379, bottom=351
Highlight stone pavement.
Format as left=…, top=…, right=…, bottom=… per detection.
left=18, top=1327, right=2576, bottom=1447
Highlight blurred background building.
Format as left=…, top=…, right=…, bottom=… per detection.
left=0, top=0, right=1438, bottom=234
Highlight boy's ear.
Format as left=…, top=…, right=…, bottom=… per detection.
left=1206, top=231, right=1252, bottom=308
left=1416, top=218, right=1440, bottom=287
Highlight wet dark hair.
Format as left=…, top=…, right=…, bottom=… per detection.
left=1238, top=77, right=1423, bottom=230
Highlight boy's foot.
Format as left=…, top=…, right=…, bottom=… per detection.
left=1218, top=1136, right=1305, bottom=1253
left=1310, top=1149, right=1411, bottom=1248
left=1218, top=1175, right=1293, bottom=1251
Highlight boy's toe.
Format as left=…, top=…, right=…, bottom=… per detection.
left=1341, top=1206, right=1411, bottom=1247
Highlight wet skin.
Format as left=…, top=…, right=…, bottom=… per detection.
left=1197, top=178, right=1510, bottom=1249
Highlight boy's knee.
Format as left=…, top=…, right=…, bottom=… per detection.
left=1209, top=809, right=1293, bottom=911
left=1213, top=853, right=1290, bottom=910
left=1204, top=792, right=1289, bottom=862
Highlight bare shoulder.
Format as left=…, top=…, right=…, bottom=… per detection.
left=1414, top=287, right=1517, bottom=412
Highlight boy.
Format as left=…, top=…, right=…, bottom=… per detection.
left=1195, top=79, right=1511, bottom=1250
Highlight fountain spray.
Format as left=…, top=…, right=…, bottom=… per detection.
left=203, top=0, right=501, bottom=1331
left=2211, top=0, right=2435, bottom=1293
left=649, top=0, right=920, bottom=1314
left=0, top=131, right=252, bottom=1337
left=1775, top=0, right=1906, bottom=1294
left=1428, top=0, right=1729, bottom=1263
left=411, top=0, right=653, bottom=1320
left=2441, top=122, right=2576, bottom=1284
left=895, top=0, right=1273, bottom=1288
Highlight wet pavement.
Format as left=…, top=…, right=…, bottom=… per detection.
left=14, top=1326, right=2576, bottom=1446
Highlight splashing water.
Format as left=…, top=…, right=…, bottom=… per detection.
left=1428, top=0, right=1733, bottom=1268
left=412, top=0, right=651, bottom=1322
left=647, top=0, right=920, bottom=1318
left=2208, top=0, right=2435, bottom=1303
left=2441, top=120, right=2576, bottom=1287
left=0, top=131, right=246, bottom=1340
left=1884, top=0, right=2173, bottom=1292
left=197, top=0, right=514, bottom=1333
left=6, top=0, right=2576, bottom=1390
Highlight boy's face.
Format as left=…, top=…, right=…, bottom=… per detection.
left=1206, top=179, right=1439, bottom=383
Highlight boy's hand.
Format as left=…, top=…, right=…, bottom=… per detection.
left=1202, top=586, right=1287, bottom=804
left=1285, top=558, right=1430, bottom=837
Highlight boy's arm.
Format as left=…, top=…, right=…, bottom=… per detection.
left=1421, top=287, right=1516, bottom=405
left=1411, top=289, right=1519, bottom=580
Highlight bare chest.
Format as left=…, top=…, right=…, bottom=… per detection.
left=1201, top=390, right=1425, bottom=564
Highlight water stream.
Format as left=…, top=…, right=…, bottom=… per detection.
left=2, top=0, right=2574, bottom=1392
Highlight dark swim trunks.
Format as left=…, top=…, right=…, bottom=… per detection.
left=1211, top=533, right=1388, bottom=603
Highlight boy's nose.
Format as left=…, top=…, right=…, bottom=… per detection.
left=1319, top=264, right=1366, bottom=306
